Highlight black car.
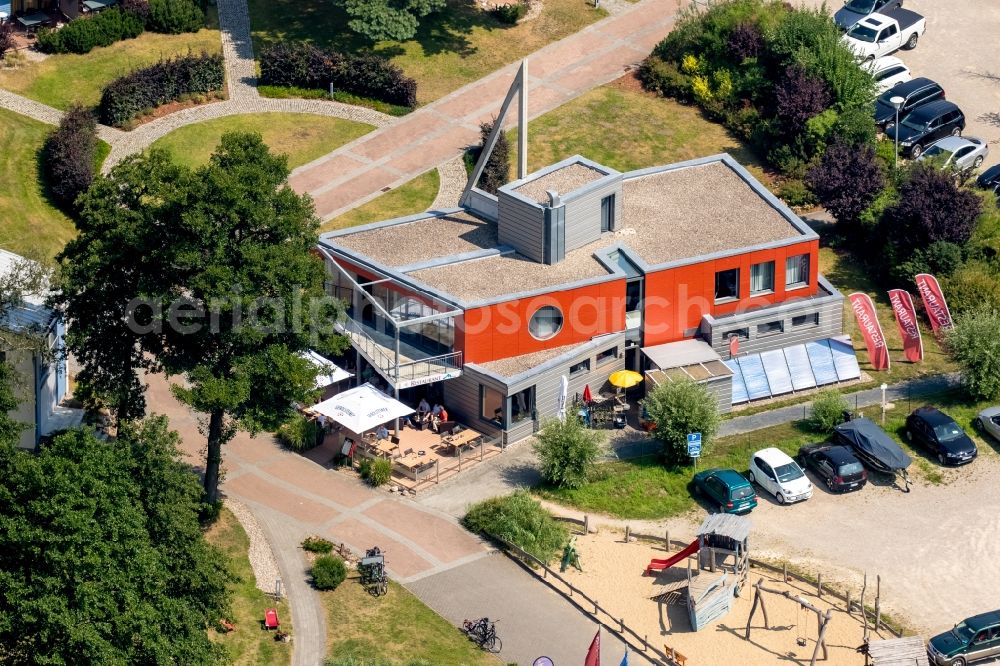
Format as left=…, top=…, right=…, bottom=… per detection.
left=978, top=164, right=1000, bottom=200
left=905, top=406, right=978, bottom=466
left=874, top=77, right=945, bottom=130
left=797, top=444, right=868, bottom=492
left=886, top=100, right=965, bottom=159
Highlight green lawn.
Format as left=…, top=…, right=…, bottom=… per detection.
left=0, top=108, right=74, bottom=260
left=149, top=113, right=374, bottom=170
left=204, top=508, right=292, bottom=666
left=320, top=169, right=439, bottom=233
left=520, top=81, right=773, bottom=186
left=323, top=575, right=497, bottom=664
left=248, top=0, right=606, bottom=106
left=0, top=29, right=222, bottom=110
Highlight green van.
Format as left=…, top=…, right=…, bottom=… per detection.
left=692, top=468, right=757, bottom=514
left=928, top=610, right=1000, bottom=666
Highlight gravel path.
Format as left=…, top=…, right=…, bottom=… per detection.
left=430, top=156, right=468, bottom=210
left=226, top=498, right=283, bottom=594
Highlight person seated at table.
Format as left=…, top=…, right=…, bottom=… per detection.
left=375, top=424, right=389, bottom=441
left=417, top=397, right=431, bottom=420
left=431, top=404, right=449, bottom=433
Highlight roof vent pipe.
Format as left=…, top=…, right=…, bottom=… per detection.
left=546, top=190, right=561, bottom=207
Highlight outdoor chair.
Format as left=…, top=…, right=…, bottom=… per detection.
left=403, top=448, right=414, bottom=456
left=390, top=435, right=400, bottom=446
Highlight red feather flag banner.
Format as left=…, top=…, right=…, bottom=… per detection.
left=584, top=629, right=601, bottom=666
left=848, top=292, right=891, bottom=371
left=914, top=273, right=954, bottom=334
left=888, top=289, right=924, bottom=363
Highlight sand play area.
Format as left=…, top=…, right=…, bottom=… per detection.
left=560, top=530, right=894, bottom=666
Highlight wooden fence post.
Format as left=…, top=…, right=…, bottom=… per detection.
left=458, top=447, right=462, bottom=471
left=817, top=573, right=823, bottom=598
left=594, top=600, right=599, bottom=614
left=846, top=590, right=852, bottom=616
left=783, top=562, right=788, bottom=583
left=584, top=515, right=590, bottom=534
left=625, top=525, right=631, bottom=542
left=480, top=440, right=484, bottom=461
left=435, top=460, right=440, bottom=484
left=875, top=575, right=882, bottom=630
left=665, top=529, right=670, bottom=552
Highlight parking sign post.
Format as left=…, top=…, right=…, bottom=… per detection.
left=687, top=433, right=702, bottom=471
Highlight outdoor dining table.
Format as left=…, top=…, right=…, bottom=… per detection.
left=397, top=452, right=429, bottom=471
left=442, top=429, right=481, bottom=453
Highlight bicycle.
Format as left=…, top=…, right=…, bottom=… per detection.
left=358, top=546, right=388, bottom=597
left=462, top=617, right=502, bottom=653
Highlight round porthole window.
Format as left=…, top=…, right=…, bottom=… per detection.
left=528, top=305, right=564, bottom=340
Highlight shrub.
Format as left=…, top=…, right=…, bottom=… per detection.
left=774, top=65, right=830, bottom=136
left=43, top=105, right=99, bottom=209
left=146, top=0, right=204, bottom=34
left=277, top=413, right=321, bottom=451
left=360, top=457, right=392, bottom=486
left=37, top=7, right=145, bottom=54
left=727, top=21, right=763, bottom=60
left=122, top=0, right=151, bottom=21
left=462, top=491, right=567, bottom=563
left=258, top=41, right=417, bottom=108
left=0, top=22, right=15, bottom=57
left=778, top=178, right=816, bottom=209
left=808, top=390, right=847, bottom=433
left=947, top=308, right=1000, bottom=400
left=98, top=51, right=224, bottom=127
left=637, top=56, right=691, bottom=100
left=337, top=0, right=446, bottom=42
left=490, top=1, right=527, bottom=24
left=469, top=119, right=510, bottom=195
left=882, top=164, right=982, bottom=256
left=301, top=535, right=334, bottom=553
left=643, top=379, right=720, bottom=466
left=891, top=241, right=964, bottom=286
left=534, top=416, right=601, bottom=489
left=944, top=263, right=1000, bottom=316
left=806, top=140, right=885, bottom=225
left=311, top=555, right=347, bottom=590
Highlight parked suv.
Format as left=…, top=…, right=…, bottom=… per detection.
left=874, top=77, right=945, bottom=130
left=797, top=444, right=868, bottom=492
left=748, top=448, right=812, bottom=505
left=927, top=609, right=1000, bottom=666
left=887, top=100, right=965, bottom=158
left=905, top=406, right=978, bottom=465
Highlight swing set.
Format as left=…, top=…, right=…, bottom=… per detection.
left=743, top=577, right=834, bottom=666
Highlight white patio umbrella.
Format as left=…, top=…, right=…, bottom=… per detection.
left=557, top=375, right=568, bottom=423
left=311, top=383, right=414, bottom=433
left=299, top=350, right=351, bottom=389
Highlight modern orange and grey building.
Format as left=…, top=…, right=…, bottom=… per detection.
left=317, top=153, right=855, bottom=444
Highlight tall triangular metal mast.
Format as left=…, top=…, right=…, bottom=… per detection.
left=459, top=59, right=528, bottom=207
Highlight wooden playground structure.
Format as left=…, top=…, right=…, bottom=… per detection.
left=744, top=577, right=834, bottom=666
left=645, top=514, right=751, bottom=632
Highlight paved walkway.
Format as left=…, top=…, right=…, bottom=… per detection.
left=288, top=0, right=683, bottom=221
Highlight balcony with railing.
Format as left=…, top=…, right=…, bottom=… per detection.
left=338, top=317, right=463, bottom=390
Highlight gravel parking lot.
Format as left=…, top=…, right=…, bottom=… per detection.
left=799, top=0, right=1000, bottom=168
left=749, top=445, right=1000, bottom=636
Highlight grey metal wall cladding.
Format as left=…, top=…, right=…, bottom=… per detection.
left=498, top=192, right=545, bottom=262
left=705, top=298, right=844, bottom=357
left=467, top=189, right=499, bottom=221
left=442, top=370, right=504, bottom=439
left=562, top=178, right=623, bottom=253
left=705, top=376, right=734, bottom=414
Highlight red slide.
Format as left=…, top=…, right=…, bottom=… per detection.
left=643, top=539, right=700, bottom=576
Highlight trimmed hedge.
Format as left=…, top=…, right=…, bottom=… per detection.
left=37, top=8, right=144, bottom=54
left=98, top=51, right=224, bottom=127
left=43, top=105, right=99, bottom=209
left=147, top=0, right=204, bottom=34
left=36, top=0, right=202, bottom=55
left=259, top=42, right=417, bottom=109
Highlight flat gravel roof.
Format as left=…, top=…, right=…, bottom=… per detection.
left=514, top=163, right=606, bottom=204
left=333, top=211, right=497, bottom=268
left=475, top=340, right=592, bottom=378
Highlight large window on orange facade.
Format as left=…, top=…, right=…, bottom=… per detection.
left=786, top=254, right=810, bottom=288
left=750, top=261, right=775, bottom=295
left=715, top=268, right=740, bottom=302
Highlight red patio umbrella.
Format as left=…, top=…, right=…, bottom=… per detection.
left=582, top=384, right=592, bottom=403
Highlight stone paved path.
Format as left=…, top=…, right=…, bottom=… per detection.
left=289, top=0, right=683, bottom=221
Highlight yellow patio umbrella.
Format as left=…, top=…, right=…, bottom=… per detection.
left=608, top=370, right=643, bottom=389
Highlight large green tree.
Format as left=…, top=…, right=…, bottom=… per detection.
left=534, top=415, right=602, bottom=489
left=56, top=132, right=345, bottom=502
left=339, top=0, right=446, bottom=42
left=947, top=308, right=1000, bottom=401
left=0, top=418, right=230, bottom=663
left=643, top=379, right=721, bottom=466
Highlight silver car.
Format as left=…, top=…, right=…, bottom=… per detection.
left=975, top=406, right=1000, bottom=442
left=834, top=0, right=902, bottom=31
left=917, top=136, right=989, bottom=172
